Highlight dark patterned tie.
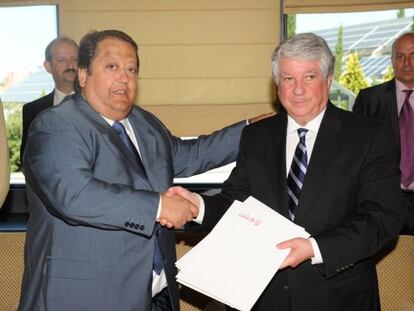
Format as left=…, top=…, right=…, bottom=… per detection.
left=112, top=121, right=147, bottom=178
left=400, top=90, right=414, bottom=188
left=287, top=128, right=308, bottom=220
left=112, top=121, right=163, bottom=274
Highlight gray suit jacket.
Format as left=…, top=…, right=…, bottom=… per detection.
left=19, top=94, right=245, bottom=311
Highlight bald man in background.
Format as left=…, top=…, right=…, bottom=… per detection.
left=353, top=32, right=414, bottom=234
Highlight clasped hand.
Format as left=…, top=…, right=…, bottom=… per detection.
left=158, top=186, right=200, bottom=229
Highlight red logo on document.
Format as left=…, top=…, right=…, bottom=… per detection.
left=238, top=213, right=262, bottom=226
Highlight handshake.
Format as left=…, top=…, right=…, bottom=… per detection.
left=158, top=186, right=200, bottom=229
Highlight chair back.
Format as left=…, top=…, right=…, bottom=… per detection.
left=376, top=235, right=414, bottom=311
left=0, top=232, right=25, bottom=311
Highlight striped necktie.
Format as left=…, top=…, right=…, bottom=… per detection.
left=287, top=128, right=308, bottom=220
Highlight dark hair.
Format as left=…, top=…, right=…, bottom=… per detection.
left=74, top=30, right=139, bottom=94
left=45, top=36, right=78, bottom=62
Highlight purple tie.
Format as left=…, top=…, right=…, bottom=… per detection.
left=399, top=90, right=414, bottom=188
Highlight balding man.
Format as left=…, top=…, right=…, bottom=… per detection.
left=20, top=36, right=78, bottom=162
left=353, top=32, right=414, bottom=234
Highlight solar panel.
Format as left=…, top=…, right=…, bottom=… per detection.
left=313, top=16, right=412, bottom=79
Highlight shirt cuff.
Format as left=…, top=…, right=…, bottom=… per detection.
left=156, top=195, right=162, bottom=219
left=309, top=237, right=323, bottom=265
left=193, top=193, right=205, bottom=224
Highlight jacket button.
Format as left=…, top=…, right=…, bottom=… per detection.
left=124, top=221, right=130, bottom=227
left=140, top=225, right=145, bottom=230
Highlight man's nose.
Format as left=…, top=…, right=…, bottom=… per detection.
left=118, top=69, right=130, bottom=83
left=293, top=81, right=305, bottom=95
left=403, top=55, right=413, bottom=66
left=68, top=60, right=76, bottom=69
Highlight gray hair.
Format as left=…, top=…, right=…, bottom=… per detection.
left=271, top=33, right=335, bottom=85
left=45, top=36, right=78, bottom=62
left=391, top=32, right=414, bottom=68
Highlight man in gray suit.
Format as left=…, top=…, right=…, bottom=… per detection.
left=20, top=30, right=260, bottom=310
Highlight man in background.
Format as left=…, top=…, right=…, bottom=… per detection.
left=353, top=32, right=414, bottom=234
left=171, top=33, right=403, bottom=311
left=20, top=36, right=78, bottom=161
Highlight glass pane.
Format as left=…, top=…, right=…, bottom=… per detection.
left=0, top=5, right=57, bottom=177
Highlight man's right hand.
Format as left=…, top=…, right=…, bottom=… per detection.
left=158, top=193, right=198, bottom=229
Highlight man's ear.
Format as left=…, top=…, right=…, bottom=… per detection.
left=43, top=60, right=52, bottom=74
left=78, top=68, right=88, bottom=88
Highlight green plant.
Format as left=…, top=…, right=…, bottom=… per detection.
left=4, top=102, right=22, bottom=172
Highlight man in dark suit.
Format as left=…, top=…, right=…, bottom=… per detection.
left=20, top=36, right=78, bottom=162
left=170, top=33, right=404, bottom=311
left=19, top=29, right=271, bottom=311
left=353, top=32, right=414, bottom=234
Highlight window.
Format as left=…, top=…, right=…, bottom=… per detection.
left=0, top=5, right=57, bottom=179
left=285, top=9, right=414, bottom=110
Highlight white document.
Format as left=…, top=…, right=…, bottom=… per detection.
left=176, top=196, right=310, bottom=311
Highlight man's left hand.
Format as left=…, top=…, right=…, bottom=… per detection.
left=277, top=238, right=314, bottom=269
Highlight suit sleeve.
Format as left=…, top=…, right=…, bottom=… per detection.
left=201, top=127, right=252, bottom=228
left=315, top=120, right=404, bottom=278
left=23, top=111, right=159, bottom=237
left=169, top=121, right=246, bottom=178
left=352, top=90, right=367, bottom=114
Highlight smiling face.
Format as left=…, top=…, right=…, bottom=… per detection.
left=78, top=37, right=138, bottom=120
left=277, top=57, right=332, bottom=125
left=393, top=33, right=414, bottom=89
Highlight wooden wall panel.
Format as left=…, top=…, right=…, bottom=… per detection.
left=18, top=0, right=280, bottom=134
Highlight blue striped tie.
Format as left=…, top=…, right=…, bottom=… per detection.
left=287, top=128, right=308, bottom=220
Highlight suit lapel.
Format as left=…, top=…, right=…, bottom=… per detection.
left=294, top=103, right=342, bottom=223
left=385, top=80, right=400, bottom=149
left=128, top=108, right=159, bottom=187
left=76, top=96, right=149, bottom=180
left=265, top=114, right=290, bottom=217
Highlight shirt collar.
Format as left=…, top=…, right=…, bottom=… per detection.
left=54, top=88, right=75, bottom=106
left=395, top=79, right=414, bottom=93
left=101, top=115, right=132, bottom=131
left=287, top=107, right=326, bottom=135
